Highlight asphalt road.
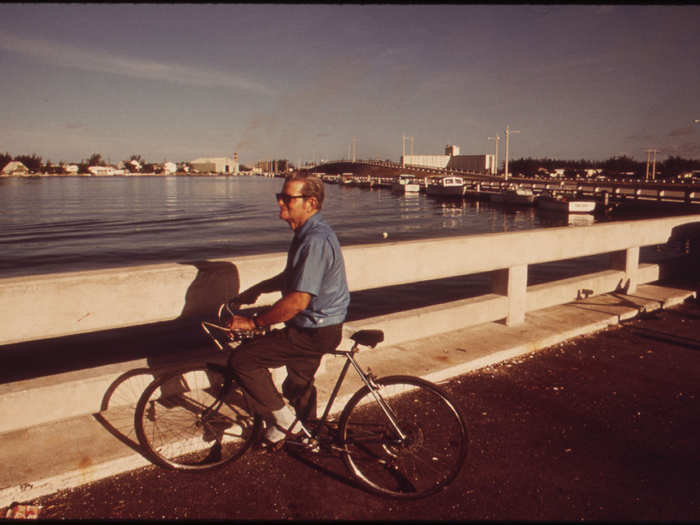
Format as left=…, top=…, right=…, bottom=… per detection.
left=15, top=298, right=700, bottom=520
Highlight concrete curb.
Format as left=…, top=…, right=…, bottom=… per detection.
left=0, top=284, right=695, bottom=508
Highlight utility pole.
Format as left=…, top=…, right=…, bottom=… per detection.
left=410, top=136, right=414, bottom=155
left=645, top=149, right=658, bottom=181
left=352, top=137, right=357, bottom=163
left=402, top=134, right=406, bottom=167
left=488, top=135, right=500, bottom=176
left=504, top=125, right=520, bottom=182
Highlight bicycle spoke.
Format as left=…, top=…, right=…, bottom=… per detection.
left=340, top=376, right=467, bottom=499
left=135, top=366, right=261, bottom=470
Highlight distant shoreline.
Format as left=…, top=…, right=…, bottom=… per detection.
left=0, top=172, right=261, bottom=178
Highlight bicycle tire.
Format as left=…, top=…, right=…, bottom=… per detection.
left=135, top=365, right=262, bottom=471
left=338, top=375, right=468, bottom=499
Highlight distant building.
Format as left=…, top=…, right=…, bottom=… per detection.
left=402, top=155, right=450, bottom=169
left=190, top=155, right=239, bottom=174
left=88, top=166, right=124, bottom=176
left=62, top=164, right=79, bottom=174
left=1, top=161, right=29, bottom=176
left=163, top=162, right=177, bottom=175
left=449, top=154, right=495, bottom=174
left=255, top=159, right=290, bottom=173
left=401, top=146, right=495, bottom=174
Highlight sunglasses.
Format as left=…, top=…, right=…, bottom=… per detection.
left=275, top=193, right=306, bottom=205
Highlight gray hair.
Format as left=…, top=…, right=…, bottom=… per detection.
left=285, top=172, right=325, bottom=210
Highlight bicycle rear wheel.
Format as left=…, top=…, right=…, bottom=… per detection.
left=338, top=375, right=468, bottom=499
left=135, top=365, right=262, bottom=471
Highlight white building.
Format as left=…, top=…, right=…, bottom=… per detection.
left=88, top=166, right=124, bottom=176
left=401, top=154, right=450, bottom=169
left=401, top=146, right=495, bottom=174
left=190, top=155, right=239, bottom=174
left=163, top=162, right=177, bottom=175
left=1, top=161, right=29, bottom=175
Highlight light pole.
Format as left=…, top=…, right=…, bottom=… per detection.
left=488, top=135, right=500, bottom=176
left=504, top=125, right=520, bottom=181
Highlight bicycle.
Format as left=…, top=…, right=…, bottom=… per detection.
left=134, top=301, right=468, bottom=499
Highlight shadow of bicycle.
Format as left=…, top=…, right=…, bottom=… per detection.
left=92, top=259, right=242, bottom=459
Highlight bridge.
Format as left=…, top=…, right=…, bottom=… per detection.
left=0, top=213, right=698, bottom=505
left=307, top=160, right=700, bottom=208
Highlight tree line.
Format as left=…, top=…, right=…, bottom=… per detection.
left=3, top=150, right=700, bottom=179
left=0, top=152, right=168, bottom=174
left=509, top=155, right=700, bottom=179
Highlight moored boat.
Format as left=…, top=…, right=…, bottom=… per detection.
left=490, top=185, right=535, bottom=206
left=426, top=176, right=465, bottom=197
left=392, top=174, right=420, bottom=193
left=535, top=191, right=596, bottom=214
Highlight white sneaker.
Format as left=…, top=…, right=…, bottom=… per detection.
left=264, top=405, right=301, bottom=446
left=264, top=419, right=302, bottom=444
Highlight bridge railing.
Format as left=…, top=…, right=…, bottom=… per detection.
left=1, top=214, right=698, bottom=348
left=0, top=214, right=698, bottom=434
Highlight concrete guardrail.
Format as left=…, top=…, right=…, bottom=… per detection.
left=0, top=213, right=699, bottom=433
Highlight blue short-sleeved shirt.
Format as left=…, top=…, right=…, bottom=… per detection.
left=283, top=212, right=350, bottom=328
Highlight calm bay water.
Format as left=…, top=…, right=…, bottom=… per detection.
left=0, top=175, right=589, bottom=279
left=1, top=175, right=686, bottom=379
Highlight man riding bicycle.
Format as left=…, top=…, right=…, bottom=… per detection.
left=227, top=172, right=350, bottom=449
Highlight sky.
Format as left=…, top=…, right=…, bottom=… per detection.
left=1, top=4, right=699, bottom=166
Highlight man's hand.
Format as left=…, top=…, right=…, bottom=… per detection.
left=229, top=314, right=256, bottom=332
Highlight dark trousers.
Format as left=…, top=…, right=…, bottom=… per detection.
left=228, top=323, right=342, bottom=422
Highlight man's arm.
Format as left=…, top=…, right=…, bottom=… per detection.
left=234, top=272, right=285, bottom=305
left=229, top=291, right=311, bottom=331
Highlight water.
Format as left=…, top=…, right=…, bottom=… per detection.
left=1, top=175, right=686, bottom=380
left=0, top=175, right=588, bottom=279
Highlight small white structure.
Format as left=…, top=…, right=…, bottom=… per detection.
left=88, top=166, right=123, bottom=176
left=163, top=162, right=177, bottom=175
left=392, top=174, right=421, bottom=193
left=62, top=164, right=79, bottom=174
left=1, top=161, right=29, bottom=176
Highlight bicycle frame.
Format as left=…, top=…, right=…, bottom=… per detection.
left=314, top=343, right=407, bottom=442
left=201, top=312, right=407, bottom=445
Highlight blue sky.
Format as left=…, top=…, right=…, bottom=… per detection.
left=1, top=4, right=699, bottom=166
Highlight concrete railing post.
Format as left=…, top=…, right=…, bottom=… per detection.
left=610, top=246, right=640, bottom=294
left=491, top=264, right=528, bottom=326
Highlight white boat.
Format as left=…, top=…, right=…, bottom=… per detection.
left=490, top=185, right=535, bottom=206
left=392, top=174, right=420, bottom=193
left=426, top=176, right=465, bottom=197
left=535, top=192, right=596, bottom=214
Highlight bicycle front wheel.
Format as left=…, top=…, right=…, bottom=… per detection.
left=339, top=375, right=468, bottom=499
left=135, top=365, right=262, bottom=471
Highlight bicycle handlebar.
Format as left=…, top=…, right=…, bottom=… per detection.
left=201, top=300, right=266, bottom=352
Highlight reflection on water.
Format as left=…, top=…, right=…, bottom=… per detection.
left=0, top=176, right=596, bottom=278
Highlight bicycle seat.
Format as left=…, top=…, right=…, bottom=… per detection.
left=350, top=330, right=384, bottom=348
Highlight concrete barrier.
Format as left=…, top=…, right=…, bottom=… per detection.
left=1, top=214, right=699, bottom=345
left=0, top=214, right=699, bottom=433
